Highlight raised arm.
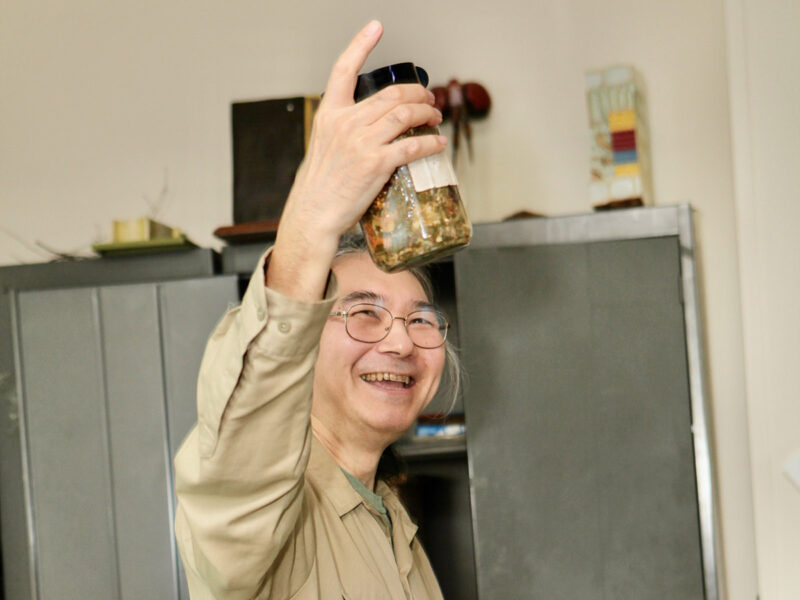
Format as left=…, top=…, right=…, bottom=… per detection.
left=174, top=21, right=445, bottom=599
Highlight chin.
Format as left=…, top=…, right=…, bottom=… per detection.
left=364, top=412, right=418, bottom=441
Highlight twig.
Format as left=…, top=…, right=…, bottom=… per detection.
left=0, top=226, right=52, bottom=259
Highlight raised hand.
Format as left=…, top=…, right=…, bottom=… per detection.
left=268, top=21, right=446, bottom=300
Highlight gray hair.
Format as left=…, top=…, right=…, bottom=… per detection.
left=335, top=232, right=462, bottom=415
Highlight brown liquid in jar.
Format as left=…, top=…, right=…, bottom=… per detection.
left=360, top=127, right=472, bottom=272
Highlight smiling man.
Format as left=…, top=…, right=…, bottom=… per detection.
left=311, top=251, right=447, bottom=491
left=174, top=21, right=453, bottom=600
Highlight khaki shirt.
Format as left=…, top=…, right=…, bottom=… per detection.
left=174, top=251, right=444, bottom=600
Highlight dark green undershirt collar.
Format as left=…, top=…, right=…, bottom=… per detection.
left=341, top=469, right=393, bottom=537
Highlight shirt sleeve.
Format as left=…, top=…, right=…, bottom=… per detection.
left=173, top=248, right=338, bottom=599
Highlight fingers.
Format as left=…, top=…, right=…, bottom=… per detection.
left=325, top=83, right=439, bottom=148
left=366, top=102, right=443, bottom=146
left=354, top=83, right=436, bottom=125
left=324, top=20, right=383, bottom=106
left=378, top=132, right=449, bottom=173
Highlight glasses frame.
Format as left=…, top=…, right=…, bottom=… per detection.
left=329, top=302, right=449, bottom=349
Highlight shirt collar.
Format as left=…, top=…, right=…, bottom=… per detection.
left=306, top=435, right=363, bottom=517
left=306, top=436, right=419, bottom=544
left=377, top=479, right=419, bottom=544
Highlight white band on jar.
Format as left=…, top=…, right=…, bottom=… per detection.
left=407, top=150, right=459, bottom=193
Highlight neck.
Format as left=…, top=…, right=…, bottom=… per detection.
left=310, top=413, right=387, bottom=490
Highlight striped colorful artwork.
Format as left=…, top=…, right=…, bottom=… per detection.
left=585, top=68, right=651, bottom=207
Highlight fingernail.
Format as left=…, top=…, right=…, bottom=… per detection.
left=365, top=20, right=381, bottom=35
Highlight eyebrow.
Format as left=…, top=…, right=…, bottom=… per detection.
left=339, top=291, right=383, bottom=307
left=338, top=290, right=437, bottom=312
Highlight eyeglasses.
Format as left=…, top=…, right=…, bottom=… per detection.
left=329, top=303, right=449, bottom=349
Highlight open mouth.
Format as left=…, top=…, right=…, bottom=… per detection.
left=360, top=373, right=414, bottom=389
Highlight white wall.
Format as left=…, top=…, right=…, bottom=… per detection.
left=1, top=0, right=765, bottom=596
left=725, top=0, right=800, bottom=598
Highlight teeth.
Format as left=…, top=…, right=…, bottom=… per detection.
left=360, top=373, right=411, bottom=385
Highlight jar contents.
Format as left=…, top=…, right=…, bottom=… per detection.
left=354, top=63, right=472, bottom=272
left=360, top=125, right=472, bottom=272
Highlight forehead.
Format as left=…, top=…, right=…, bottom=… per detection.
left=331, top=253, right=429, bottom=307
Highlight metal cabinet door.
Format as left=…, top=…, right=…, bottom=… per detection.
left=10, top=276, right=237, bottom=600
left=455, top=237, right=706, bottom=599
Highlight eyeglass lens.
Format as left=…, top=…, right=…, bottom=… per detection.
left=345, top=303, right=447, bottom=348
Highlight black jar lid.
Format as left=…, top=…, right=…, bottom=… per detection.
left=354, top=62, right=429, bottom=102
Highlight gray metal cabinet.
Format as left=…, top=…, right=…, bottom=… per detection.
left=455, top=205, right=719, bottom=599
left=3, top=206, right=716, bottom=599
left=1, top=262, right=238, bottom=599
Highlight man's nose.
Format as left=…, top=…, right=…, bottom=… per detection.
left=377, top=317, right=415, bottom=354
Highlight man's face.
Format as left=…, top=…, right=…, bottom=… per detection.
left=312, top=252, right=446, bottom=445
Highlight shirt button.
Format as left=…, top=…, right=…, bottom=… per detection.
left=278, top=321, right=291, bottom=334
left=256, top=307, right=265, bottom=321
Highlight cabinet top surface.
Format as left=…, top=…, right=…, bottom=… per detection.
left=0, top=248, right=218, bottom=291
left=471, top=204, right=691, bottom=249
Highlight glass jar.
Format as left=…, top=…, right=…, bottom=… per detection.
left=355, top=63, right=472, bottom=272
